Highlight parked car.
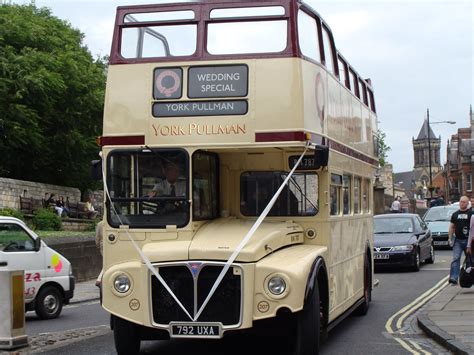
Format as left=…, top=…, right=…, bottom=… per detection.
left=423, top=205, right=458, bottom=249
left=0, top=216, right=75, bottom=319
left=373, top=214, right=434, bottom=271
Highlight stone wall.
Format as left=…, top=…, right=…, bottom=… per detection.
left=0, top=177, right=81, bottom=210
left=45, top=237, right=101, bottom=282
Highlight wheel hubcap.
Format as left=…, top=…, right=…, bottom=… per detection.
left=44, top=295, right=58, bottom=313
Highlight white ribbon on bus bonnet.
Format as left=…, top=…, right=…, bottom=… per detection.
left=103, top=142, right=310, bottom=322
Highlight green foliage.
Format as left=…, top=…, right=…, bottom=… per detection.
left=0, top=4, right=107, bottom=191
left=377, top=129, right=391, bottom=167
left=32, top=208, right=62, bottom=231
left=0, top=207, right=24, bottom=220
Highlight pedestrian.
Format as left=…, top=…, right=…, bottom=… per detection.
left=448, top=196, right=473, bottom=285
left=467, top=212, right=474, bottom=256
left=400, top=196, right=410, bottom=213
left=95, top=220, right=104, bottom=288
left=391, top=196, right=401, bottom=213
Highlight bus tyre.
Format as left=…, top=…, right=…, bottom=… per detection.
left=412, top=249, right=421, bottom=272
left=294, top=283, right=320, bottom=355
left=35, top=286, right=63, bottom=319
left=355, top=254, right=371, bottom=316
left=113, top=315, right=140, bottom=355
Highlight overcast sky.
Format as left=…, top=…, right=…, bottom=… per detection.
left=12, top=0, right=473, bottom=173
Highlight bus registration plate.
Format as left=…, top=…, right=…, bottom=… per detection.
left=374, top=253, right=389, bottom=259
left=170, top=323, right=222, bottom=339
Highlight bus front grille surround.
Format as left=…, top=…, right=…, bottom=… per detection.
left=151, top=263, right=243, bottom=326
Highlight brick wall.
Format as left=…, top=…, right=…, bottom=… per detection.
left=0, top=177, right=81, bottom=210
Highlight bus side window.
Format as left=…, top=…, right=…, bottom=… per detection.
left=338, top=55, right=350, bottom=90
left=354, top=177, right=361, bottom=214
left=362, top=179, right=370, bottom=212
left=297, top=9, right=321, bottom=63
left=330, top=174, right=342, bottom=215
left=322, top=25, right=336, bottom=76
left=342, top=175, right=351, bottom=215
left=349, top=68, right=359, bottom=98
left=359, top=79, right=368, bottom=106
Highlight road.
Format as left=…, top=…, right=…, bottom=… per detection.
left=27, top=250, right=454, bottom=354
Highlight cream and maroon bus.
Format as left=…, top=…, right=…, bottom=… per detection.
left=99, top=1, right=378, bottom=354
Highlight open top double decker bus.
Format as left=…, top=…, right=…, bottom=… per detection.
left=99, top=1, right=378, bottom=354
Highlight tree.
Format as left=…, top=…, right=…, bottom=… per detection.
left=0, top=4, right=106, bottom=191
left=377, top=129, right=391, bottom=167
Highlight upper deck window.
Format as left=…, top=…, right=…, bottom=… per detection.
left=207, top=20, right=287, bottom=55
left=121, top=23, right=197, bottom=58
left=297, top=10, right=321, bottom=63
left=322, top=26, right=336, bottom=76
left=210, top=6, right=284, bottom=18
left=124, top=11, right=194, bottom=22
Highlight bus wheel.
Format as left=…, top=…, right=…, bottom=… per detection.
left=113, top=315, right=140, bottom=355
left=294, top=282, right=320, bottom=355
left=355, top=254, right=371, bottom=316
left=35, top=286, right=63, bottom=319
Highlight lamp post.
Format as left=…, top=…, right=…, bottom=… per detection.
left=425, top=108, right=456, bottom=200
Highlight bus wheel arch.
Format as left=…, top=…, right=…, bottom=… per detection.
left=294, top=256, right=328, bottom=354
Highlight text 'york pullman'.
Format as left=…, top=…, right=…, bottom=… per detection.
left=153, top=100, right=247, bottom=117
left=152, top=123, right=247, bottom=137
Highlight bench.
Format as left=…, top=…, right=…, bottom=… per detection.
left=19, top=196, right=44, bottom=216
left=66, top=201, right=87, bottom=219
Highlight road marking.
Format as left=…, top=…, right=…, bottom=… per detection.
left=385, top=275, right=449, bottom=354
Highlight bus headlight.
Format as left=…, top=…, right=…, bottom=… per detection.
left=114, top=274, right=131, bottom=293
left=268, top=276, right=286, bottom=295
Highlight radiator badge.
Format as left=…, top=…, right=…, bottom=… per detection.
left=188, top=262, right=203, bottom=279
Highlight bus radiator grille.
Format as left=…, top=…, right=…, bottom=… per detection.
left=151, top=264, right=241, bottom=326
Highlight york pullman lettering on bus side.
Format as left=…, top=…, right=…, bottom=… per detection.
left=152, top=123, right=246, bottom=137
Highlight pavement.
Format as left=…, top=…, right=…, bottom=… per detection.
left=417, top=283, right=474, bottom=354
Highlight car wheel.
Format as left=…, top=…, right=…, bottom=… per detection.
left=412, top=249, right=420, bottom=272
left=35, top=286, right=63, bottom=319
left=293, top=279, right=321, bottom=355
left=425, top=244, right=435, bottom=264
left=113, top=315, right=140, bottom=355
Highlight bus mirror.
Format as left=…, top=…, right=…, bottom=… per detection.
left=91, top=160, right=102, bottom=181
left=314, top=145, right=329, bottom=168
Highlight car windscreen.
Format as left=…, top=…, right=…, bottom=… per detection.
left=423, top=208, right=457, bottom=222
left=374, top=217, right=413, bottom=234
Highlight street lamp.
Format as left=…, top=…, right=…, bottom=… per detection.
left=425, top=108, right=456, bottom=199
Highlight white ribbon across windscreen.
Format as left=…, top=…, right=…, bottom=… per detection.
left=103, top=142, right=310, bottom=322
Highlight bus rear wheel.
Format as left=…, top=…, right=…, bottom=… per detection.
left=294, top=282, right=320, bottom=355
left=113, top=315, right=141, bottom=355
left=355, top=253, right=371, bottom=316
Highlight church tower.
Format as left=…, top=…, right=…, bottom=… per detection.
left=412, top=119, right=442, bottom=188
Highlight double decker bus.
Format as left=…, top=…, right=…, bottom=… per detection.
left=99, top=1, right=379, bottom=354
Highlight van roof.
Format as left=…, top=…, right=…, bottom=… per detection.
left=0, top=216, right=26, bottom=225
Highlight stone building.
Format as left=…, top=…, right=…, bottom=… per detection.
left=394, top=118, right=442, bottom=199
left=446, top=106, right=474, bottom=202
